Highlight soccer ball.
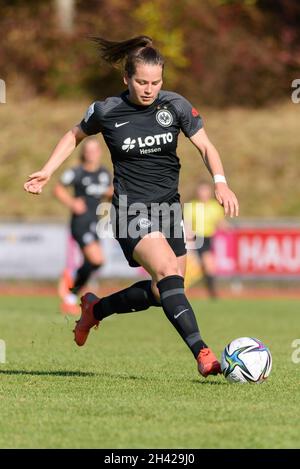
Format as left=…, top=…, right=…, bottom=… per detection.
left=221, top=337, right=272, bottom=383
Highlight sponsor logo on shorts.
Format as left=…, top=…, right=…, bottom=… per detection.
left=138, top=218, right=152, bottom=229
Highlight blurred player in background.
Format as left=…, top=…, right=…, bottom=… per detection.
left=54, top=137, right=113, bottom=314
left=185, top=181, right=228, bottom=299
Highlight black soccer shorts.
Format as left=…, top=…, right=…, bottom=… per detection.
left=111, top=199, right=187, bottom=267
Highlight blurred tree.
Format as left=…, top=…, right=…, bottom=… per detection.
left=1, top=0, right=299, bottom=105
left=132, top=0, right=188, bottom=87
left=214, top=0, right=258, bottom=5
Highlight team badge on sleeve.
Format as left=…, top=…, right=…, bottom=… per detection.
left=84, top=102, right=95, bottom=123
left=156, top=109, right=173, bottom=127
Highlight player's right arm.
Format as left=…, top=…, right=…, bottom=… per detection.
left=24, top=125, right=87, bottom=195
left=24, top=101, right=103, bottom=195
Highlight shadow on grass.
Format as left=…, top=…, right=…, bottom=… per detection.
left=0, top=369, right=225, bottom=383
left=0, top=369, right=96, bottom=377
left=0, top=369, right=148, bottom=380
left=105, top=373, right=149, bottom=381
left=191, top=378, right=227, bottom=385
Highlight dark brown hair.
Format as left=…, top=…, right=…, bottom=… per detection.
left=90, top=36, right=164, bottom=77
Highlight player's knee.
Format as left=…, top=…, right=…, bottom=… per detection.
left=154, top=259, right=181, bottom=282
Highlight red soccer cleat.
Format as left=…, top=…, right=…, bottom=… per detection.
left=73, top=292, right=100, bottom=346
left=197, top=347, right=222, bottom=378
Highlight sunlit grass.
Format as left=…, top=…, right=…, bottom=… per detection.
left=0, top=296, right=299, bottom=448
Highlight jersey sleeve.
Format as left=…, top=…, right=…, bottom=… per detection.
left=60, top=168, right=76, bottom=187
left=175, top=96, right=203, bottom=138
left=79, top=101, right=103, bottom=135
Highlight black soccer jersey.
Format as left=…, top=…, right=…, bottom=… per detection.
left=60, top=165, right=112, bottom=215
left=79, top=90, right=203, bottom=206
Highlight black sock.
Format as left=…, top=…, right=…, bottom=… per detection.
left=93, top=280, right=161, bottom=320
left=205, top=275, right=217, bottom=298
left=71, top=260, right=101, bottom=295
left=157, top=275, right=207, bottom=359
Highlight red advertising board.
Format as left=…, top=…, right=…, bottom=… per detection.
left=214, top=228, right=300, bottom=276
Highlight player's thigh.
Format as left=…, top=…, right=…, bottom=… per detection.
left=82, top=241, right=105, bottom=265
left=133, top=232, right=181, bottom=282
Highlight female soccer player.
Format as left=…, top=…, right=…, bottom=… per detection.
left=54, top=137, right=113, bottom=314
left=24, top=36, right=239, bottom=378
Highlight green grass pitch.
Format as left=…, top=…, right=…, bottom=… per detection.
left=0, top=295, right=300, bottom=448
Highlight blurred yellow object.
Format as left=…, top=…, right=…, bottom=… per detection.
left=184, top=199, right=224, bottom=238
left=185, top=251, right=203, bottom=289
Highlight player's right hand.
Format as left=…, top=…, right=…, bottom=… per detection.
left=71, top=197, right=87, bottom=215
left=24, top=170, right=50, bottom=195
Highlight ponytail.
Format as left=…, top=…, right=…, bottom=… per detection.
left=90, top=35, right=164, bottom=77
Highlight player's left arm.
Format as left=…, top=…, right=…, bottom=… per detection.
left=190, top=128, right=239, bottom=218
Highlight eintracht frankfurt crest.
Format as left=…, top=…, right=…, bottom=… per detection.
left=156, top=109, right=173, bottom=127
